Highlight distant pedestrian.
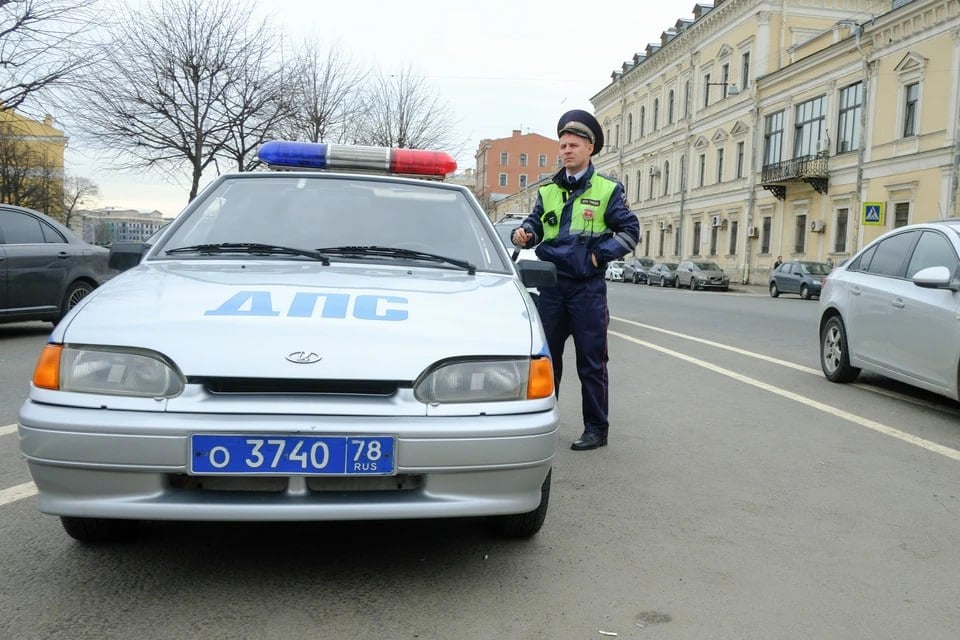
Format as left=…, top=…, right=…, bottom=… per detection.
left=773, top=255, right=783, bottom=270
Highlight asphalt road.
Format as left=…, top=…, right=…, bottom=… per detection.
left=1, top=285, right=959, bottom=639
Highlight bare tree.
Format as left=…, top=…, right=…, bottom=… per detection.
left=71, top=0, right=274, bottom=200
left=62, top=174, right=98, bottom=228
left=281, top=39, right=368, bottom=144
left=356, top=65, right=461, bottom=151
left=0, top=0, right=99, bottom=112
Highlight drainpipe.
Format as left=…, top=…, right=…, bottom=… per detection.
left=950, top=25, right=960, bottom=217
left=742, top=94, right=760, bottom=284
left=854, top=24, right=869, bottom=252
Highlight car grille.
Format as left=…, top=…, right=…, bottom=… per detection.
left=191, top=377, right=406, bottom=396
left=168, top=474, right=422, bottom=493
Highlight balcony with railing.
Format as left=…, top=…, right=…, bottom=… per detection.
left=760, top=154, right=828, bottom=200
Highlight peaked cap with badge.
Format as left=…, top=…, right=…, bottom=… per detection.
left=556, top=109, right=604, bottom=156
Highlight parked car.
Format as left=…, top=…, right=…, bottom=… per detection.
left=18, top=141, right=559, bottom=544
left=605, top=260, right=626, bottom=282
left=645, top=262, right=679, bottom=287
left=622, top=257, right=656, bottom=284
left=0, top=204, right=113, bottom=325
left=819, top=220, right=960, bottom=401
left=769, top=260, right=831, bottom=299
left=675, top=260, right=730, bottom=290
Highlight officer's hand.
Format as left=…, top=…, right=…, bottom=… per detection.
left=512, top=228, right=532, bottom=247
left=591, top=253, right=598, bottom=267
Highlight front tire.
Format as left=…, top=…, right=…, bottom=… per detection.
left=61, top=517, right=140, bottom=544
left=769, top=282, right=780, bottom=298
left=493, top=470, right=551, bottom=538
left=820, top=316, right=860, bottom=383
left=58, top=281, right=95, bottom=321
left=800, top=284, right=811, bottom=300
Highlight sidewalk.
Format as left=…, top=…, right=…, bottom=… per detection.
left=728, top=282, right=769, bottom=296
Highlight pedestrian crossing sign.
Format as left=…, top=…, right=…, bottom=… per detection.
left=862, top=202, right=884, bottom=225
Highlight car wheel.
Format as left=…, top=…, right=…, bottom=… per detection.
left=60, top=516, right=140, bottom=544
left=769, top=282, right=780, bottom=298
left=820, top=316, right=860, bottom=383
left=632, top=274, right=638, bottom=284
left=800, top=284, right=811, bottom=300
left=493, top=470, right=551, bottom=538
left=659, top=277, right=667, bottom=287
left=59, top=281, right=95, bottom=320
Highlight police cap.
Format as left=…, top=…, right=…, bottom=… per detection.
left=557, top=109, right=604, bottom=156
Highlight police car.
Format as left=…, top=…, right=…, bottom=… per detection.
left=18, top=142, right=559, bottom=543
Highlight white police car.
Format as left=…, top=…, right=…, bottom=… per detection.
left=18, top=142, right=559, bottom=543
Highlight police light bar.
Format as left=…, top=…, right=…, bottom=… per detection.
left=258, top=141, right=457, bottom=177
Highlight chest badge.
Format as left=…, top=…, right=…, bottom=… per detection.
left=583, top=209, right=595, bottom=221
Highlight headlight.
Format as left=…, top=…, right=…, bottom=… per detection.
left=33, top=344, right=184, bottom=397
left=414, top=357, right=553, bottom=403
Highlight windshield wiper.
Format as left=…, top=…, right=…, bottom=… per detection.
left=315, top=245, right=476, bottom=275
left=165, top=243, right=330, bottom=265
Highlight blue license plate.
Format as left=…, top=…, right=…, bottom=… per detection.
left=190, top=435, right=395, bottom=475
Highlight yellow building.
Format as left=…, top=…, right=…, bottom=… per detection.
left=0, top=109, right=68, bottom=218
left=592, top=0, right=959, bottom=283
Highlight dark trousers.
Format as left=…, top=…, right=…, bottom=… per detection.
left=536, top=275, right=610, bottom=436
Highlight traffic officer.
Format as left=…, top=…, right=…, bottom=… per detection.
left=512, top=109, right=639, bottom=451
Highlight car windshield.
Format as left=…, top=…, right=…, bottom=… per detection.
left=661, top=263, right=678, bottom=271
left=639, top=259, right=655, bottom=267
left=800, top=261, right=832, bottom=275
left=694, top=261, right=721, bottom=270
left=156, top=175, right=509, bottom=272
left=610, top=261, right=625, bottom=268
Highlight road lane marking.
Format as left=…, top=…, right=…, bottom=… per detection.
left=0, top=481, right=37, bottom=506
left=0, top=423, right=17, bottom=436
left=611, top=316, right=960, bottom=417
left=610, top=329, right=960, bottom=463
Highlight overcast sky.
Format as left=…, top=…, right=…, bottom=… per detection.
left=66, top=0, right=696, bottom=216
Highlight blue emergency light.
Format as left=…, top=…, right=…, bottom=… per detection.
left=258, top=141, right=457, bottom=177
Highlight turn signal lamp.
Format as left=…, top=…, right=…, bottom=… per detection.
left=32, top=344, right=63, bottom=390
left=258, top=141, right=457, bottom=178
left=526, top=357, right=554, bottom=400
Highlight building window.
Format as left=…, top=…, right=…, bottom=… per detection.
left=729, top=220, right=739, bottom=255
left=703, top=73, right=711, bottom=108
left=894, top=202, right=910, bottom=227
left=837, top=82, right=863, bottom=153
left=498, top=173, right=507, bottom=187
left=741, top=52, right=750, bottom=89
left=668, top=90, right=675, bottom=124
left=614, top=124, right=620, bottom=148
left=721, top=63, right=730, bottom=98
left=639, top=106, right=646, bottom=137
left=795, top=214, right=807, bottom=253
left=692, top=222, right=702, bottom=255
left=716, top=148, right=724, bottom=183
left=763, top=111, right=784, bottom=166
left=710, top=225, right=719, bottom=255
left=903, top=82, right=919, bottom=137
left=698, top=153, right=706, bottom=187
left=519, top=153, right=527, bottom=167
left=659, top=229, right=666, bottom=257
left=679, top=155, right=686, bottom=191
left=623, top=174, right=629, bottom=201
left=556, top=155, right=562, bottom=167
left=636, top=170, right=642, bottom=200
left=684, top=81, right=691, bottom=118
left=794, top=96, right=825, bottom=158
left=519, top=174, right=528, bottom=189
left=736, top=141, right=745, bottom=178
left=761, top=216, right=772, bottom=254
left=627, top=113, right=633, bottom=142
left=662, top=161, right=670, bottom=196
left=499, top=151, right=508, bottom=165
left=648, top=170, right=655, bottom=199
left=652, top=99, right=659, bottom=131
left=835, top=208, right=848, bottom=253
left=674, top=226, right=681, bottom=256
left=539, top=154, right=547, bottom=167
left=644, top=229, right=650, bottom=257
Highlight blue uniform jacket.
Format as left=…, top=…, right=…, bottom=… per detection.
left=518, top=164, right=639, bottom=280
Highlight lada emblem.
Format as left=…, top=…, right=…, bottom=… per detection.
left=286, top=351, right=322, bottom=364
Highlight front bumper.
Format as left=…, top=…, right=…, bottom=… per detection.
left=19, top=401, right=558, bottom=521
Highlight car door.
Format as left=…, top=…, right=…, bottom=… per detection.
left=885, top=230, right=960, bottom=392
left=0, top=242, right=7, bottom=312
left=0, top=208, right=70, bottom=316
left=676, top=261, right=691, bottom=287
left=845, top=230, right=920, bottom=370
left=778, top=263, right=800, bottom=294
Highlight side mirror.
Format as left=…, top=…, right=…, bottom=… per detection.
left=912, top=265, right=953, bottom=289
left=108, top=242, right=150, bottom=272
left=517, top=259, right=557, bottom=289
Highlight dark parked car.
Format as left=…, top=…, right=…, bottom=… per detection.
left=622, top=257, right=656, bottom=284
left=676, top=260, right=730, bottom=290
left=770, top=260, right=831, bottom=299
left=645, top=262, right=679, bottom=287
left=0, top=204, right=113, bottom=325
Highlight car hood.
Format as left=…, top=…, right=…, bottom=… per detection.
left=696, top=269, right=727, bottom=277
left=57, top=261, right=534, bottom=380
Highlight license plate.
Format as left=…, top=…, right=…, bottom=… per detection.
left=190, top=435, right=395, bottom=476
